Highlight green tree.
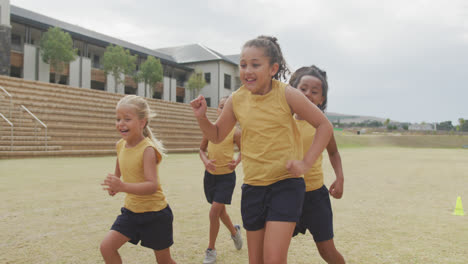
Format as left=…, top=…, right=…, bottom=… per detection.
left=136, top=56, right=163, bottom=98
left=187, top=70, right=206, bottom=100
left=39, top=27, right=77, bottom=84
left=437, top=121, right=454, bottom=131
left=460, top=118, right=468, bottom=132
left=459, top=118, right=465, bottom=127
left=384, top=118, right=390, bottom=126
left=102, top=45, right=137, bottom=92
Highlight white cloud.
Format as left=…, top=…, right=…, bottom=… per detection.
left=9, top=0, right=468, bottom=123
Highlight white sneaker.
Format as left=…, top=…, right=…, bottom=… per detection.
left=203, top=248, right=217, bottom=264
left=231, top=225, right=243, bottom=250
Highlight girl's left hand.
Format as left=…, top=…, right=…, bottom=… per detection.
left=228, top=159, right=238, bottom=170
left=329, top=178, right=344, bottom=199
left=102, top=173, right=124, bottom=193
left=286, top=160, right=307, bottom=177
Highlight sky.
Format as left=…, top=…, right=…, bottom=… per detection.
left=10, top=0, right=468, bottom=124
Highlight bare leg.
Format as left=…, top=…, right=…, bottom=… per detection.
left=154, top=247, right=177, bottom=264
left=100, top=230, right=130, bottom=264
left=219, top=205, right=237, bottom=235
left=208, top=202, right=225, bottom=249
left=263, top=221, right=296, bottom=264
left=316, top=239, right=345, bottom=264
left=246, top=228, right=265, bottom=264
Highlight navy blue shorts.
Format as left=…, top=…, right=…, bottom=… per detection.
left=204, top=170, right=236, bottom=205
left=111, top=206, right=174, bottom=250
left=293, top=185, right=334, bottom=242
left=241, top=177, right=305, bottom=231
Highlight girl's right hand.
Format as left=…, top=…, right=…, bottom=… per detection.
left=204, top=159, right=216, bottom=172
left=190, top=95, right=207, bottom=118
left=286, top=160, right=308, bottom=177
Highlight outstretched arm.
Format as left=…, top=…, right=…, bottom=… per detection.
left=191, top=95, right=237, bottom=143
left=326, top=134, right=344, bottom=199
left=285, top=86, right=333, bottom=176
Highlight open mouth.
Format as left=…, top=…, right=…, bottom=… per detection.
left=245, top=78, right=256, bottom=84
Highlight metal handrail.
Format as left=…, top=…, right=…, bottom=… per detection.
left=0, top=86, right=12, bottom=119
left=20, top=105, right=48, bottom=150
left=0, top=113, right=14, bottom=151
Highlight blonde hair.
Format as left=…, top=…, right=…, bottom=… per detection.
left=116, top=95, right=166, bottom=155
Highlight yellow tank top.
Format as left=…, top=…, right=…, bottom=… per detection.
left=116, top=138, right=167, bottom=213
left=207, top=127, right=236, bottom=175
left=295, top=119, right=324, bottom=191
left=232, top=79, right=303, bottom=186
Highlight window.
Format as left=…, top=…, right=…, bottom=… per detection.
left=11, top=34, right=21, bottom=46
left=93, top=55, right=100, bottom=69
left=224, top=74, right=231, bottom=89
left=125, top=86, right=137, bottom=95
left=176, top=96, right=184, bottom=103
left=204, top=72, right=211, bottom=83
left=205, top=97, right=211, bottom=107
left=153, top=92, right=162, bottom=99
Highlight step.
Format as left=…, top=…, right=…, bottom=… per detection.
left=0, top=145, right=61, bottom=151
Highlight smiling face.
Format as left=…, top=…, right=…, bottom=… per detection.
left=297, top=75, right=325, bottom=107
left=115, top=104, right=146, bottom=143
left=239, top=46, right=279, bottom=95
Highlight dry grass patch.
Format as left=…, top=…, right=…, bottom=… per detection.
left=1, top=148, right=467, bottom=263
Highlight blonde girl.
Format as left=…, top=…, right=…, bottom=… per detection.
left=100, top=95, right=176, bottom=264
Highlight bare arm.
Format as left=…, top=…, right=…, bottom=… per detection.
left=285, top=85, right=333, bottom=176
left=229, top=128, right=242, bottom=170
left=326, top=134, right=344, bottom=199
left=103, top=147, right=159, bottom=195
left=191, top=95, right=237, bottom=143
left=114, top=158, right=121, bottom=178
left=199, top=137, right=216, bottom=172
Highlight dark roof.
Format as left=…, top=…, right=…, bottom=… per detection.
left=155, top=44, right=238, bottom=66
left=10, top=5, right=192, bottom=71
left=225, top=54, right=240, bottom=64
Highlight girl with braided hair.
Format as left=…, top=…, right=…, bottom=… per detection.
left=191, top=36, right=333, bottom=263
left=290, top=65, right=345, bottom=264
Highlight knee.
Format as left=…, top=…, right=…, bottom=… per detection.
left=264, top=256, right=285, bottom=264
left=100, top=240, right=114, bottom=257
left=318, top=246, right=337, bottom=263
left=209, top=205, right=224, bottom=220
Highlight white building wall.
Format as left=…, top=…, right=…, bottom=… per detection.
left=163, top=76, right=171, bottom=101
left=170, top=78, right=177, bottom=102
left=106, top=73, right=124, bottom=94
left=81, top=57, right=91, bottom=89
left=184, top=61, right=239, bottom=107
left=137, top=82, right=145, bottom=97
left=23, top=44, right=36, bottom=81
left=69, top=57, right=80, bottom=87
left=0, top=0, right=10, bottom=26
left=38, top=51, right=50, bottom=83
left=185, top=61, right=220, bottom=107
left=219, top=61, right=238, bottom=99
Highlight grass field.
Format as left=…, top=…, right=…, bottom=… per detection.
left=1, top=146, right=468, bottom=263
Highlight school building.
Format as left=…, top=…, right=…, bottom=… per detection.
left=0, top=0, right=240, bottom=107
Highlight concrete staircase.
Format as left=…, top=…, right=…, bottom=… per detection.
left=0, top=75, right=218, bottom=159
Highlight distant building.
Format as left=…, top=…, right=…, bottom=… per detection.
left=155, top=44, right=240, bottom=107
left=0, top=1, right=239, bottom=107
left=408, top=123, right=436, bottom=131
